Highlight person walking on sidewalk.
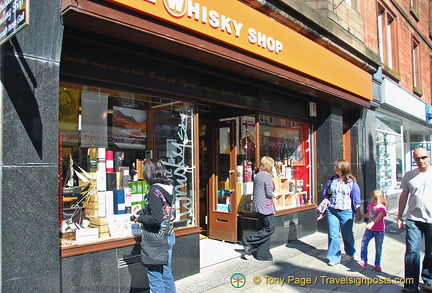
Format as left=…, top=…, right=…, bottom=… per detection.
left=242, top=156, right=276, bottom=261
left=397, top=147, right=432, bottom=293
left=322, top=159, right=361, bottom=266
left=356, top=189, right=387, bottom=272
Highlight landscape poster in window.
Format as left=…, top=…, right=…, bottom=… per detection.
left=112, top=99, right=146, bottom=149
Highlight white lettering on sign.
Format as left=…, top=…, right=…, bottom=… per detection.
left=109, top=0, right=284, bottom=54
left=247, top=27, right=283, bottom=54
left=15, top=9, right=23, bottom=22
left=13, top=0, right=24, bottom=12
left=159, top=0, right=283, bottom=51
left=162, top=109, right=194, bottom=220
left=163, top=0, right=244, bottom=38
left=0, top=0, right=14, bottom=11
left=163, top=0, right=186, bottom=17
left=0, top=0, right=28, bottom=45
left=0, top=7, right=11, bottom=25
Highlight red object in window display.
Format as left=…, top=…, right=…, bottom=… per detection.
left=106, top=151, right=114, bottom=172
left=58, top=132, right=64, bottom=229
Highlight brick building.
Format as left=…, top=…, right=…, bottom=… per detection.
left=293, top=0, right=432, bottom=206
left=362, top=0, right=432, bottom=206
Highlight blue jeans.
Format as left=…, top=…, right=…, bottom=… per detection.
left=146, top=234, right=176, bottom=293
left=326, top=207, right=356, bottom=263
left=405, top=220, right=432, bottom=289
left=359, top=229, right=385, bottom=266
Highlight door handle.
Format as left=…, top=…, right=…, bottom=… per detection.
left=229, top=169, right=235, bottom=175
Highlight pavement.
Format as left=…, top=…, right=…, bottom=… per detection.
left=175, top=209, right=424, bottom=293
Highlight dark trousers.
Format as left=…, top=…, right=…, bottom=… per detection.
left=243, top=213, right=275, bottom=260
left=405, top=219, right=432, bottom=288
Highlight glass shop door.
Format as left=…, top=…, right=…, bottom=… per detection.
left=208, top=120, right=238, bottom=243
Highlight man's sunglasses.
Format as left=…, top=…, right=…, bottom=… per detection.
left=414, top=156, right=429, bottom=161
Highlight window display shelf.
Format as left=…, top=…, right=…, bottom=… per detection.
left=238, top=175, right=309, bottom=212
left=273, top=177, right=295, bottom=194
left=274, top=191, right=308, bottom=209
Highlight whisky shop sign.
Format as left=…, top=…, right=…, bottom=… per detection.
left=105, top=0, right=372, bottom=100
left=0, top=0, right=28, bottom=45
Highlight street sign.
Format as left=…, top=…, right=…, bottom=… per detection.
left=0, top=0, right=29, bottom=46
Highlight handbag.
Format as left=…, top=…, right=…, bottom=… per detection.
left=140, top=232, right=169, bottom=266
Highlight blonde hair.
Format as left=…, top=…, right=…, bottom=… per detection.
left=260, top=156, right=274, bottom=174
left=371, top=189, right=387, bottom=206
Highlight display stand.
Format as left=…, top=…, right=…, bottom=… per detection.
left=273, top=177, right=308, bottom=209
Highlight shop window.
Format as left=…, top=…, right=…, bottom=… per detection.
left=378, top=5, right=398, bottom=72
left=215, top=116, right=257, bottom=214
left=237, top=115, right=312, bottom=212
left=59, top=82, right=197, bottom=247
left=376, top=130, right=403, bottom=195
left=409, top=141, right=432, bottom=169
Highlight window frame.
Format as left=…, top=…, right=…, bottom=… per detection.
left=345, top=0, right=360, bottom=12
left=430, top=55, right=432, bottom=95
left=429, top=0, right=432, bottom=38
left=59, top=81, right=201, bottom=256
left=412, top=37, right=422, bottom=95
left=410, top=0, right=420, bottom=21
left=377, top=3, right=399, bottom=73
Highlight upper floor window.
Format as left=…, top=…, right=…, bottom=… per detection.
left=412, top=37, right=422, bottom=94
left=378, top=5, right=398, bottom=71
left=410, top=0, right=420, bottom=20
left=333, top=0, right=359, bottom=11
left=429, top=0, right=432, bottom=38
left=430, top=56, right=432, bottom=95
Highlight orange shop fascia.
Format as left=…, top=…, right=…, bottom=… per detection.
left=105, top=0, right=372, bottom=101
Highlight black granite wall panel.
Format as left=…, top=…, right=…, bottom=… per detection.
left=0, top=0, right=63, bottom=292
left=171, top=233, right=200, bottom=280
left=316, top=105, right=343, bottom=233
left=61, top=233, right=200, bottom=292
left=238, top=209, right=317, bottom=249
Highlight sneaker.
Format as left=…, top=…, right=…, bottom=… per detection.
left=356, top=260, right=367, bottom=267
left=423, top=284, right=432, bottom=292
left=328, top=262, right=338, bottom=266
left=401, top=287, right=418, bottom=293
left=375, top=266, right=382, bottom=272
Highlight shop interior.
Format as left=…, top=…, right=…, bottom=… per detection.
left=58, top=82, right=312, bottom=247
left=197, top=103, right=312, bottom=243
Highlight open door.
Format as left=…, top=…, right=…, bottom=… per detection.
left=208, top=120, right=238, bottom=243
